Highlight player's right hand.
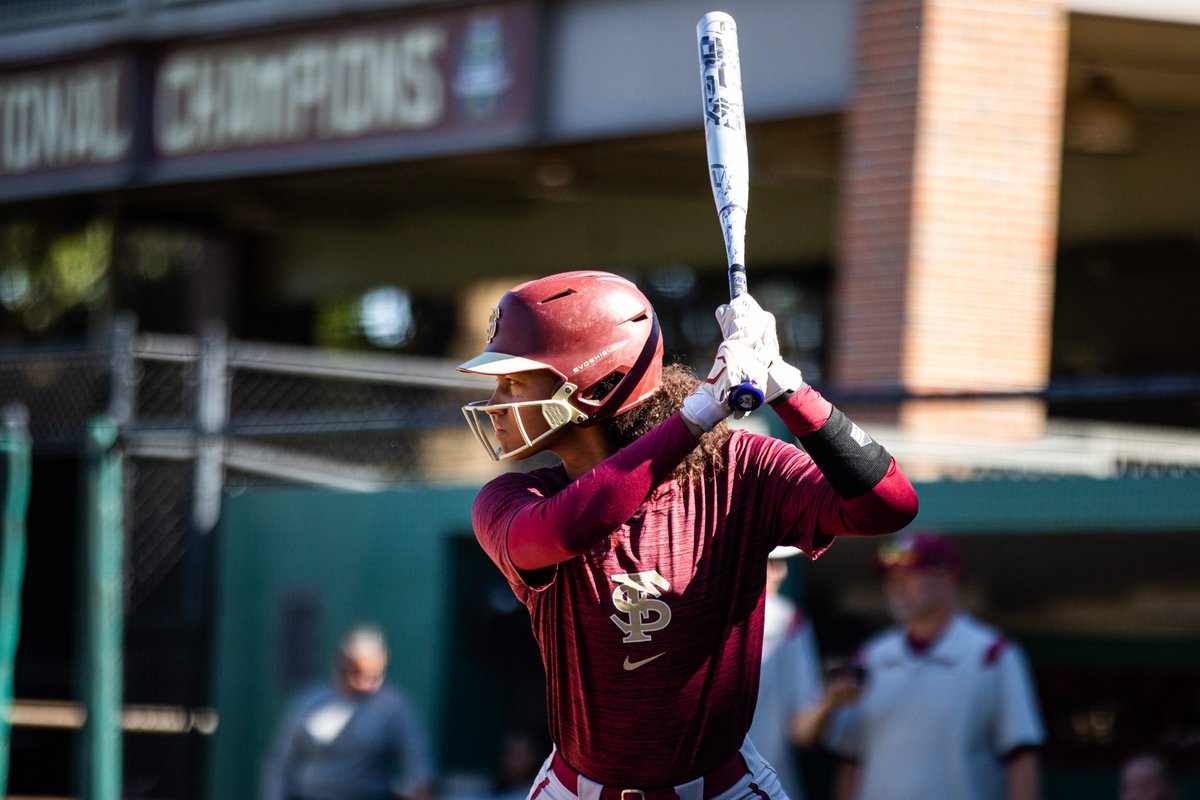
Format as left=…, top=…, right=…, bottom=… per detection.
left=681, top=339, right=770, bottom=433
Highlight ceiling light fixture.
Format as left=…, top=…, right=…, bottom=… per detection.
left=1064, top=72, right=1137, bottom=156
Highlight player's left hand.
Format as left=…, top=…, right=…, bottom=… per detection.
left=681, top=338, right=771, bottom=432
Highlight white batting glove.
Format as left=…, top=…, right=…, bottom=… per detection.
left=714, top=294, right=804, bottom=403
left=681, top=339, right=771, bottom=432
left=715, top=294, right=781, bottom=361
left=765, top=358, right=805, bottom=403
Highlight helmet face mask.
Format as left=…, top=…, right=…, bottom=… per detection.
left=457, top=271, right=664, bottom=458
left=461, top=381, right=587, bottom=461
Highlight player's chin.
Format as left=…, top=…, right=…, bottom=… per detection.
left=503, top=433, right=559, bottom=462
left=494, top=436, right=533, bottom=460
left=508, top=438, right=549, bottom=459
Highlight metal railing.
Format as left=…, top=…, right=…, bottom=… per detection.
left=5, top=322, right=1200, bottom=614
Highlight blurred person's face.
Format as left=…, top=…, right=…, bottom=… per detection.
left=1120, top=756, right=1175, bottom=800
left=338, top=650, right=387, bottom=696
left=884, top=568, right=955, bottom=627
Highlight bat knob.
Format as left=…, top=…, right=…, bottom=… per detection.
left=729, top=381, right=765, bottom=413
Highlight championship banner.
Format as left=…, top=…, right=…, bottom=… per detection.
left=147, top=0, right=539, bottom=182
left=0, top=55, right=134, bottom=199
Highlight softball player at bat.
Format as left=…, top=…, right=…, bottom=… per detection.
left=457, top=271, right=918, bottom=800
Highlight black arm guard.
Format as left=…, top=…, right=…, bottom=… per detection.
left=798, top=407, right=892, bottom=499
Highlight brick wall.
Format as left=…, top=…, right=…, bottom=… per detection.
left=832, top=0, right=1068, bottom=439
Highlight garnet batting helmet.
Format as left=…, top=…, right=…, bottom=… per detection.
left=457, top=270, right=663, bottom=460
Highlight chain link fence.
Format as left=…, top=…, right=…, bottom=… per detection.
left=5, top=326, right=1200, bottom=616
left=0, top=343, right=111, bottom=453
left=0, top=319, right=489, bottom=797
left=2, top=321, right=487, bottom=594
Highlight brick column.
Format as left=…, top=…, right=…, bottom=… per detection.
left=832, top=0, right=1068, bottom=439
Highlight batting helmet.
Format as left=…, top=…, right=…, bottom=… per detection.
left=458, top=270, right=664, bottom=459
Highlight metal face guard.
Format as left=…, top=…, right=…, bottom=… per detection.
left=461, top=383, right=586, bottom=461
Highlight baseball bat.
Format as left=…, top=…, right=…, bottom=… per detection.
left=697, top=11, right=764, bottom=413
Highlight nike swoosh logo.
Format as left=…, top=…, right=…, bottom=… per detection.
left=623, top=652, right=666, bottom=671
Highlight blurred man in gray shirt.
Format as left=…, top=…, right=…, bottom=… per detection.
left=262, top=625, right=434, bottom=800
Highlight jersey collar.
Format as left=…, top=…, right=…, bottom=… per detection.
left=882, top=613, right=971, bottom=666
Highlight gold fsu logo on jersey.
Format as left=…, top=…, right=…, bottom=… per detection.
left=609, top=571, right=672, bottom=644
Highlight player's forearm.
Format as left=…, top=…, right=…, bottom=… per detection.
left=817, top=459, right=918, bottom=534
left=770, top=383, right=833, bottom=435
left=773, top=386, right=918, bottom=534
left=775, top=386, right=891, bottom=498
left=507, top=414, right=698, bottom=568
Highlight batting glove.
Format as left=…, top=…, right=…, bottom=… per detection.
left=715, top=294, right=804, bottom=403
left=765, top=358, right=805, bottom=403
left=681, top=339, right=771, bottom=432
left=715, top=294, right=781, bottom=361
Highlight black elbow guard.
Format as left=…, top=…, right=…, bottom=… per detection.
left=798, top=408, right=892, bottom=499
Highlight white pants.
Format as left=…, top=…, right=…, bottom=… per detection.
left=526, top=738, right=789, bottom=800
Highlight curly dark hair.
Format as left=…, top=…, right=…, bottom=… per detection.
left=607, top=362, right=731, bottom=482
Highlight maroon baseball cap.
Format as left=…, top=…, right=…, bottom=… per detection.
left=875, top=532, right=961, bottom=574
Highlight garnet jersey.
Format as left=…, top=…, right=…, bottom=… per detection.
left=473, top=415, right=910, bottom=786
